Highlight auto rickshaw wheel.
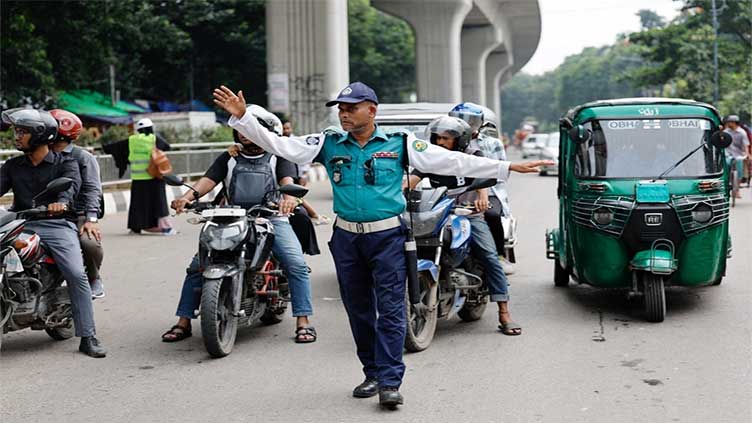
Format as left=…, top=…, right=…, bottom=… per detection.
left=643, top=273, right=666, bottom=323
left=554, top=260, right=569, bottom=287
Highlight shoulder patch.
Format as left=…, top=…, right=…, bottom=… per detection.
left=305, top=136, right=320, bottom=146
left=412, top=140, right=428, bottom=152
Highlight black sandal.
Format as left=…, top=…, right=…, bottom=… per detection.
left=295, top=326, right=317, bottom=344
left=162, top=325, right=192, bottom=342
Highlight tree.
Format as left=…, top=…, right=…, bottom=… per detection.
left=637, top=9, right=667, bottom=30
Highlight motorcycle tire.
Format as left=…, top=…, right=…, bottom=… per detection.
left=45, top=322, right=75, bottom=341
left=404, top=273, right=438, bottom=352
left=200, top=278, right=238, bottom=358
left=643, top=273, right=666, bottom=323
left=457, top=300, right=487, bottom=322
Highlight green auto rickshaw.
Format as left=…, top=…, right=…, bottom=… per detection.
left=546, top=98, right=733, bottom=322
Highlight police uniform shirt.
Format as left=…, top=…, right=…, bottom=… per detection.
left=228, top=111, right=511, bottom=223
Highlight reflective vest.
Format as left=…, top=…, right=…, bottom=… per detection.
left=128, top=133, right=156, bottom=180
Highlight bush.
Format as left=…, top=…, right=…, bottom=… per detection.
left=98, top=125, right=130, bottom=146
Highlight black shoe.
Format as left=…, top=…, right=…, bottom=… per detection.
left=379, top=388, right=404, bottom=409
left=352, top=378, right=379, bottom=398
left=79, top=336, right=107, bottom=358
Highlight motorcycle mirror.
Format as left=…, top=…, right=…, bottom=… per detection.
left=279, top=184, right=309, bottom=198
left=163, top=174, right=184, bottom=186
left=568, top=125, right=591, bottom=144
left=710, top=131, right=732, bottom=149
left=32, top=177, right=74, bottom=203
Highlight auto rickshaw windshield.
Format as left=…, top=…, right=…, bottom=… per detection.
left=573, top=118, right=724, bottom=178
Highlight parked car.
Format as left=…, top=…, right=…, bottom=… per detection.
left=538, top=131, right=560, bottom=176
left=521, top=133, right=548, bottom=158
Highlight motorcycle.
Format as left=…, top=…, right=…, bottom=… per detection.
left=0, top=178, right=77, bottom=353
left=164, top=175, right=308, bottom=358
left=402, top=178, right=497, bottom=352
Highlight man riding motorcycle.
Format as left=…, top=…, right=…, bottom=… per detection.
left=162, top=105, right=316, bottom=344
left=0, top=108, right=106, bottom=357
left=407, top=116, right=521, bottom=336
left=49, top=109, right=106, bottom=299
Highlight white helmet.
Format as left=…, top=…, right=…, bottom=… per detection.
left=248, top=105, right=283, bottom=135
left=135, top=118, right=154, bottom=130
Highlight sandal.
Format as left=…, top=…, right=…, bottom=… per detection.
left=295, top=326, right=317, bottom=344
left=498, top=311, right=522, bottom=336
left=162, top=325, right=192, bottom=342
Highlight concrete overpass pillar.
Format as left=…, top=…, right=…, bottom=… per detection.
left=266, top=0, right=349, bottom=133
left=372, top=0, right=473, bottom=103
left=460, top=25, right=501, bottom=105
left=485, top=49, right=512, bottom=123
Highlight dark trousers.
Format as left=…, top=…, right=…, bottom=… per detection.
left=483, top=195, right=505, bottom=255
left=329, top=225, right=407, bottom=389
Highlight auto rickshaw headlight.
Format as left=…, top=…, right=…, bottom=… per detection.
left=592, top=207, right=614, bottom=226
left=691, top=203, right=713, bottom=224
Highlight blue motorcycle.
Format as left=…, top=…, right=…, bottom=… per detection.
left=402, top=179, right=496, bottom=352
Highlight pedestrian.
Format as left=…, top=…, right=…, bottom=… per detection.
left=102, top=118, right=175, bottom=234
left=49, top=109, right=106, bottom=298
left=213, top=82, right=551, bottom=409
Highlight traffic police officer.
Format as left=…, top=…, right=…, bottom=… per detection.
left=213, top=82, right=551, bottom=409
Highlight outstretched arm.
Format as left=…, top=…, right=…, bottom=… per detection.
left=214, top=86, right=323, bottom=164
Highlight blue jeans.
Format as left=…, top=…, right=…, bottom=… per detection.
left=25, top=220, right=96, bottom=337
left=469, top=217, right=509, bottom=302
left=175, top=219, right=313, bottom=318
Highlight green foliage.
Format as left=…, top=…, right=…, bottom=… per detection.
left=0, top=128, right=14, bottom=150
left=98, top=125, right=131, bottom=146
left=628, top=0, right=751, bottom=116
left=199, top=125, right=234, bottom=143
left=637, top=9, right=667, bottom=30
left=349, top=0, right=416, bottom=102
left=501, top=44, right=644, bottom=133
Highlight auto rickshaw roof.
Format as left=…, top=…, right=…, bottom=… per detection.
left=564, top=97, right=722, bottom=124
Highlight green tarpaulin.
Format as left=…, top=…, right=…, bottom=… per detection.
left=58, top=90, right=147, bottom=117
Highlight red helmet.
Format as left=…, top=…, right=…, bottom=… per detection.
left=49, top=109, right=83, bottom=141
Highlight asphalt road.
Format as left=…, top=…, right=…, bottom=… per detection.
left=2, top=151, right=751, bottom=423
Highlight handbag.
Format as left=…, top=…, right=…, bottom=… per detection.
left=146, top=148, right=173, bottom=179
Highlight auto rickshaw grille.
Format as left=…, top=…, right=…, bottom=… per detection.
left=671, top=194, right=729, bottom=235
left=572, top=196, right=635, bottom=236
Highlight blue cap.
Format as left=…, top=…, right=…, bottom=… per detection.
left=325, top=82, right=379, bottom=107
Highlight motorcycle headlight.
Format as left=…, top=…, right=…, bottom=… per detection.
left=200, top=220, right=248, bottom=250
left=592, top=207, right=614, bottom=226
left=691, top=203, right=713, bottom=224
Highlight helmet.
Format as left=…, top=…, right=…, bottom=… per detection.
left=1, top=108, right=58, bottom=148
left=135, top=118, right=154, bottom=131
left=424, top=116, right=472, bottom=151
left=248, top=104, right=283, bottom=135
left=724, top=115, right=740, bottom=124
left=449, top=102, right=484, bottom=132
left=49, top=109, right=83, bottom=142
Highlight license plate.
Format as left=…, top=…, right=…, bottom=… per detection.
left=644, top=213, right=663, bottom=226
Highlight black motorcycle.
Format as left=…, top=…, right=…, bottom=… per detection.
left=165, top=175, right=308, bottom=358
left=0, top=178, right=76, bottom=353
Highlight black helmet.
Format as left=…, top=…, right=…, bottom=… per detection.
left=1, top=108, right=58, bottom=147
left=425, top=116, right=472, bottom=151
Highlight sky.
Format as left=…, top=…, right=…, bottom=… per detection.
left=520, top=0, right=682, bottom=74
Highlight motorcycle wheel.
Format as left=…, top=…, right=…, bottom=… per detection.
left=643, top=273, right=666, bottom=323
left=404, top=273, right=438, bottom=352
left=45, top=322, right=75, bottom=341
left=201, top=277, right=238, bottom=358
left=457, top=298, right=488, bottom=322
left=260, top=306, right=285, bottom=325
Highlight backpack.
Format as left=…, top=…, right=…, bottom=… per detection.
left=227, top=153, right=277, bottom=209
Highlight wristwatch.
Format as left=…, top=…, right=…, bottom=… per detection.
left=87, top=216, right=99, bottom=223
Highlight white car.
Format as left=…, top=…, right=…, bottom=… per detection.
left=538, top=132, right=560, bottom=176
left=521, top=133, right=548, bottom=158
